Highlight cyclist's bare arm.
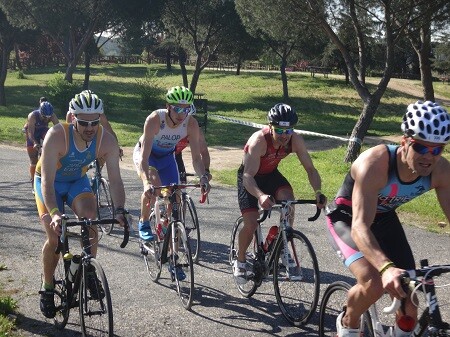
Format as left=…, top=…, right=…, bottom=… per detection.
left=40, top=125, right=65, bottom=222
left=242, top=131, right=273, bottom=209
left=198, top=129, right=211, bottom=171
left=139, top=111, right=160, bottom=188
left=50, top=114, right=59, bottom=125
left=431, top=158, right=450, bottom=222
left=350, top=146, right=406, bottom=298
left=27, top=112, right=38, bottom=145
left=291, top=133, right=325, bottom=206
left=99, top=132, right=126, bottom=226
left=187, top=117, right=208, bottom=178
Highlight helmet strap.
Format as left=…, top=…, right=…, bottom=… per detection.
left=167, top=109, right=178, bottom=127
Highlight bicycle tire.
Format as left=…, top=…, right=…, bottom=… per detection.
left=273, top=229, right=320, bottom=326
left=229, top=215, right=259, bottom=298
left=97, top=178, right=115, bottom=235
left=53, top=254, right=70, bottom=329
left=172, top=222, right=194, bottom=310
left=318, top=281, right=373, bottom=337
left=182, top=193, right=201, bottom=263
left=142, top=212, right=162, bottom=282
left=79, top=259, right=113, bottom=337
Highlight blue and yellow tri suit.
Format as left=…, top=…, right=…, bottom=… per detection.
left=34, top=123, right=103, bottom=216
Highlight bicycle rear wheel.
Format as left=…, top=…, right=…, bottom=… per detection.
left=273, top=229, right=320, bottom=326
left=229, top=216, right=259, bottom=298
left=319, top=281, right=373, bottom=337
left=142, top=212, right=162, bottom=282
left=182, top=193, right=201, bottom=263
left=79, top=259, right=113, bottom=337
left=53, top=255, right=70, bottom=329
left=97, top=178, right=115, bottom=235
left=172, top=222, right=194, bottom=310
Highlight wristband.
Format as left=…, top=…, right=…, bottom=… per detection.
left=49, top=207, right=59, bottom=217
left=200, top=173, right=209, bottom=180
left=315, top=189, right=322, bottom=195
left=379, top=261, right=395, bottom=276
left=205, top=168, right=210, bottom=173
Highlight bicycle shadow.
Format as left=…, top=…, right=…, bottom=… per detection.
left=14, top=312, right=82, bottom=336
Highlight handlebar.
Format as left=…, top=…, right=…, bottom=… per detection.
left=56, top=214, right=130, bottom=254
left=149, top=183, right=208, bottom=204
left=257, top=199, right=321, bottom=224
left=383, top=264, right=450, bottom=314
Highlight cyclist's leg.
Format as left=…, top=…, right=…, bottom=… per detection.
left=372, top=213, right=417, bottom=326
left=26, top=135, right=39, bottom=185
left=35, top=177, right=66, bottom=318
left=67, top=176, right=98, bottom=255
left=326, top=204, right=383, bottom=332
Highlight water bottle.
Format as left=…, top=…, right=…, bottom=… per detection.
left=263, top=226, right=279, bottom=252
left=68, top=255, right=81, bottom=282
left=393, top=315, right=415, bottom=337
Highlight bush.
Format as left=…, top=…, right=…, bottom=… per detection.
left=135, top=69, right=164, bottom=111
left=46, top=72, right=81, bottom=114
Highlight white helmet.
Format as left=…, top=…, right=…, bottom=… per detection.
left=401, top=100, right=450, bottom=144
left=69, top=90, right=104, bottom=115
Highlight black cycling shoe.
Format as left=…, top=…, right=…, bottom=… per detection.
left=86, top=271, right=105, bottom=300
left=39, top=290, right=56, bottom=318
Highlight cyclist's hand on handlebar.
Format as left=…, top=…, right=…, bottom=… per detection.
left=200, top=176, right=211, bottom=194
left=316, top=193, right=327, bottom=208
left=381, top=267, right=408, bottom=300
left=258, top=194, right=275, bottom=210
left=143, top=183, right=155, bottom=199
left=115, top=208, right=131, bottom=228
left=50, top=215, right=62, bottom=236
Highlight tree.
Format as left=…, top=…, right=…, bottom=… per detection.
left=398, top=0, right=450, bottom=101
left=293, top=0, right=411, bottom=162
left=236, top=0, right=318, bottom=101
left=162, top=0, right=237, bottom=93
left=0, top=8, right=25, bottom=106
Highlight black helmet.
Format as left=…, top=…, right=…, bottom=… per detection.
left=267, top=103, right=298, bottom=127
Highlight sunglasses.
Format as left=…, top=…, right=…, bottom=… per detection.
left=75, top=117, right=100, bottom=127
left=409, top=139, right=445, bottom=156
left=273, top=126, right=294, bottom=135
left=170, top=105, right=191, bottom=114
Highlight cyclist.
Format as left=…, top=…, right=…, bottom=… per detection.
left=133, top=86, right=211, bottom=279
left=325, top=101, right=450, bottom=337
left=34, top=90, right=127, bottom=319
left=24, top=97, right=59, bottom=188
left=234, top=103, right=326, bottom=285
left=66, top=89, right=123, bottom=159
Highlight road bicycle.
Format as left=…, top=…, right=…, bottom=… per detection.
left=89, top=159, right=115, bottom=235
left=139, top=183, right=207, bottom=309
left=229, top=199, right=321, bottom=326
left=51, top=213, right=129, bottom=336
left=318, top=259, right=450, bottom=336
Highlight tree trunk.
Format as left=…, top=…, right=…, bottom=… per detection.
left=344, top=96, right=381, bottom=162
left=417, top=25, right=435, bottom=101
left=236, top=57, right=242, bottom=75
left=64, top=61, right=77, bottom=83
left=178, top=47, right=188, bottom=87
left=165, top=50, right=172, bottom=71
left=83, top=52, right=92, bottom=90
left=0, top=45, right=13, bottom=106
left=14, top=44, right=22, bottom=71
left=280, top=56, right=289, bottom=101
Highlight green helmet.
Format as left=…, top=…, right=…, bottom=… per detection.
left=166, top=86, right=194, bottom=104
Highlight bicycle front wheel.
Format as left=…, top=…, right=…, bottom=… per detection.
left=142, top=212, right=162, bottom=282
left=97, top=178, right=115, bottom=235
left=172, top=222, right=194, bottom=310
left=273, top=229, right=320, bottom=326
left=229, top=216, right=259, bottom=298
left=53, top=255, right=70, bottom=329
left=318, top=281, right=373, bottom=337
left=79, top=259, right=113, bottom=337
left=182, top=193, right=201, bottom=263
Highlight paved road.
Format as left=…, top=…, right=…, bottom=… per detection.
left=1, top=145, right=449, bottom=337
